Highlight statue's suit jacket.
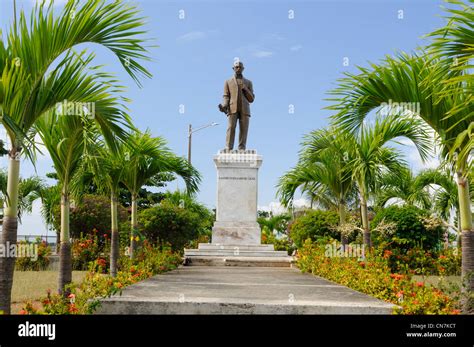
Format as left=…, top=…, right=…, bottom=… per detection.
left=222, top=76, right=255, bottom=116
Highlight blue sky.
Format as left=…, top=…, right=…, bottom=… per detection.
left=0, top=0, right=450, bottom=235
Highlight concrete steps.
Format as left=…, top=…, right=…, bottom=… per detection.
left=184, top=243, right=295, bottom=267
left=95, top=267, right=397, bottom=314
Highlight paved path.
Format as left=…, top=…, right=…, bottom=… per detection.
left=96, top=266, right=395, bottom=314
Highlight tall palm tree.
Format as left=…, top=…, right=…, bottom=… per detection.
left=122, top=130, right=201, bottom=258
left=302, top=115, right=431, bottom=247
left=278, top=128, right=356, bottom=245
left=0, top=0, right=151, bottom=313
left=36, top=97, right=131, bottom=294
left=89, top=141, right=129, bottom=277
left=328, top=51, right=473, bottom=300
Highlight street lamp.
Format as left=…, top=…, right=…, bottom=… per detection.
left=188, top=122, right=219, bottom=164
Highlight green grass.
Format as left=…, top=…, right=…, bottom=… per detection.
left=413, top=275, right=461, bottom=288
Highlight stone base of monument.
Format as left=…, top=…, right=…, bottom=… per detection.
left=184, top=243, right=294, bottom=267
left=184, top=149, right=295, bottom=267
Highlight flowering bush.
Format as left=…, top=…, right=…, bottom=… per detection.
left=379, top=246, right=461, bottom=276
left=371, top=205, right=444, bottom=252
left=15, top=239, right=52, bottom=271
left=19, top=244, right=182, bottom=315
left=297, top=240, right=460, bottom=314
left=71, top=234, right=109, bottom=271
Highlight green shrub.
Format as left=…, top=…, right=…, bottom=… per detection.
left=261, top=228, right=296, bottom=255
left=138, top=200, right=203, bottom=251
left=372, top=205, right=444, bottom=252
left=15, top=239, right=52, bottom=271
left=289, top=210, right=339, bottom=248
left=53, top=194, right=129, bottom=241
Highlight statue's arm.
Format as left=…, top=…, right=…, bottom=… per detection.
left=244, top=80, right=255, bottom=103
left=222, top=80, right=230, bottom=107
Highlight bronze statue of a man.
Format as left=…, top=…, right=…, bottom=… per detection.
left=218, top=61, right=255, bottom=151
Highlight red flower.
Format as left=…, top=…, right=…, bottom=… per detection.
left=19, top=309, right=28, bottom=315
left=68, top=304, right=78, bottom=313
left=383, top=250, right=393, bottom=259
left=416, top=282, right=424, bottom=287
left=358, top=261, right=365, bottom=268
left=439, top=255, right=447, bottom=260
left=396, top=290, right=404, bottom=298
left=97, top=258, right=107, bottom=268
left=390, top=273, right=403, bottom=280
left=451, top=309, right=461, bottom=315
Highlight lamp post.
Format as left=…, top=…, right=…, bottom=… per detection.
left=188, top=122, right=218, bottom=164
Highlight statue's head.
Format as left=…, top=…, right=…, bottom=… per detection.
left=232, top=61, right=244, bottom=75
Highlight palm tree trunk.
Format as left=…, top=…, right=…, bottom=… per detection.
left=457, top=172, right=473, bottom=311
left=0, top=153, right=20, bottom=314
left=130, top=193, right=138, bottom=259
left=456, top=210, right=462, bottom=250
left=110, top=191, right=119, bottom=277
left=339, top=200, right=348, bottom=247
left=58, top=190, right=72, bottom=297
left=360, top=192, right=371, bottom=248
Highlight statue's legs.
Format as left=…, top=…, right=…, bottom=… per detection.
left=238, top=114, right=249, bottom=150
left=225, top=113, right=238, bottom=150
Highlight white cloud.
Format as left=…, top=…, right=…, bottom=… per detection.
left=253, top=50, right=273, bottom=58
left=259, top=201, right=287, bottom=215
left=290, top=44, right=303, bottom=52
left=260, top=33, right=285, bottom=41
left=259, top=198, right=311, bottom=215
left=177, top=31, right=207, bottom=42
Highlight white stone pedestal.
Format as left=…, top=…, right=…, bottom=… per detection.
left=184, top=150, right=294, bottom=267
left=212, top=149, right=262, bottom=245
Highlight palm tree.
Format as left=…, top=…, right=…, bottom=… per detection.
left=277, top=128, right=356, bottom=245
left=89, top=141, right=129, bottom=277
left=0, top=0, right=151, bottom=313
left=301, top=115, right=431, bottom=248
left=416, top=168, right=474, bottom=246
left=257, top=213, right=291, bottom=236
left=376, top=167, right=433, bottom=210
left=36, top=112, right=86, bottom=295
left=328, top=51, right=473, bottom=300
left=121, top=130, right=201, bottom=258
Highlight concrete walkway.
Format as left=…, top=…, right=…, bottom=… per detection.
left=96, top=266, right=396, bottom=314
